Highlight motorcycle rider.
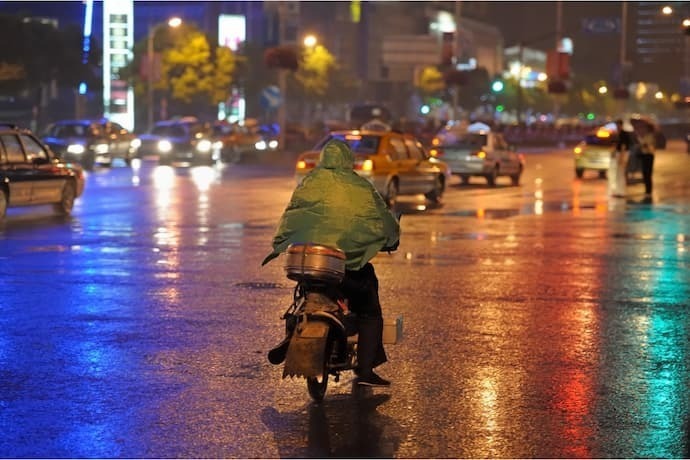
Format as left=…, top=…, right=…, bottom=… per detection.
left=262, top=138, right=400, bottom=387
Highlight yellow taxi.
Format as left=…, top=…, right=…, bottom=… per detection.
left=295, top=128, right=451, bottom=207
left=572, top=122, right=641, bottom=180
left=573, top=124, right=616, bottom=179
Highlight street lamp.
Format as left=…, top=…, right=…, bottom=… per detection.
left=147, top=17, right=182, bottom=131
left=303, top=34, right=317, bottom=48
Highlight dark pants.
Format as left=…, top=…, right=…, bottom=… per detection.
left=640, top=153, right=655, bottom=195
left=340, top=263, right=387, bottom=374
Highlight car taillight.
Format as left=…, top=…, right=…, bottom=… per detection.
left=429, top=148, right=442, bottom=158
left=297, top=160, right=307, bottom=170
left=355, top=159, right=374, bottom=171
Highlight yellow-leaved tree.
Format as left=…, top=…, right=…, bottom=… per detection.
left=295, top=44, right=336, bottom=98
left=122, top=23, right=236, bottom=124
left=416, top=66, right=445, bottom=95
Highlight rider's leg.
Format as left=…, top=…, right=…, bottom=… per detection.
left=341, top=263, right=390, bottom=386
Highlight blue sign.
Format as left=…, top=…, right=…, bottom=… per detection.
left=260, top=85, right=282, bottom=110
left=581, top=17, right=620, bottom=34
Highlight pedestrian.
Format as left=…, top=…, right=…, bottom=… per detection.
left=634, top=121, right=656, bottom=198
left=262, top=138, right=400, bottom=387
left=609, top=119, right=634, bottom=198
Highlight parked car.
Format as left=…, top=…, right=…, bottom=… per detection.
left=430, top=121, right=525, bottom=186
left=136, top=117, right=221, bottom=166
left=42, top=118, right=138, bottom=170
left=0, top=123, right=84, bottom=219
left=572, top=122, right=642, bottom=182
left=294, top=128, right=451, bottom=207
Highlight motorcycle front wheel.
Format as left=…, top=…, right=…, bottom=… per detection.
left=307, top=340, right=332, bottom=402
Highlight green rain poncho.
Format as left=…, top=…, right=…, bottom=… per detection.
left=262, top=139, right=400, bottom=270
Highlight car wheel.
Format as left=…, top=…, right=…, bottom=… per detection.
left=53, top=181, right=76, bottom=216
left=510, top=166, right=523, bottom=186
left=385, top=179, right=398, bottom=208
left=224, top=146, right=241, bottom=164
left=459, top=175, right=470, bottom=185
left=82, top=154, right=95, bottom=171
left=424, top=175, right=444, bottom=203
left=575, top=168, right=584, bottom=178
left=0, top=189, right=7, bottom=220
left=486, top=166, right=498, bottom=187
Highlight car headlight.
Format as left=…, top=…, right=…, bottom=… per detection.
left=130, top=138, right=141, bottom=149
left=94, top=143, right=108, bottom=154
left=196, top=139, right=212, bottom=153
left=157, top=140, right=172, bottom=153
left=213, top=141, right=223, bottom=150
left=268, top=139, right=278, bottom=149
left=67, top=144, right=85, bottom=154
left=255, top=140, right=267, bottom=150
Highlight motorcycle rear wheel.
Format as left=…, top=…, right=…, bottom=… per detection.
left=307, top=340, right=332, bottom=402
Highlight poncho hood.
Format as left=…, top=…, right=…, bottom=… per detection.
left=318, top=138, right=354, bottom=170
left=262, top=139, right=400, bottom=270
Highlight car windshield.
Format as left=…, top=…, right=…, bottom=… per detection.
left=443, top=132, right=487, bottom=147
left=152, top=125, right=187, bottom=137
left=213, top=124, right=233, bottom=136
left=584, top=132, right=617, bottom=146
left=315, top=134, right=381, bottom=154
left=48, top=123, right=99, bottom=138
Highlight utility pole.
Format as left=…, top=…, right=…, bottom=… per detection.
left=517, top=42, right=524, bottom=124
left=452, top=0, right=462, bottom=120
left=277, top=2, right=287, bottom=150
left=146, top=22, right=155, bottom=131
left=618, top=1, right=628, bottom=116
left=553, top=0, right=563, bottom=120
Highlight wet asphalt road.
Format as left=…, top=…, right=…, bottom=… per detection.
left=0, top=142, right=689, bottom=458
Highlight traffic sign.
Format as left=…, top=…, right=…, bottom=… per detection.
left=260, top=85, right=282, bottom=110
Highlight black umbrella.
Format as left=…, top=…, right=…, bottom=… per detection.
left=629, top=115, right=657, bottom=131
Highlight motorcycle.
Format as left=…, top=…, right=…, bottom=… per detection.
left=267, top=242, right=402, bottom=402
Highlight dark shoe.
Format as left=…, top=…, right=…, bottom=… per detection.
left=267, top=337, right=291, bottom=365
left=356, top=371, right=391, bottom=387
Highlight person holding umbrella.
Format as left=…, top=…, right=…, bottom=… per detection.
left=632, top=119, right=656, bottom=198
left=610, top=119, right=634, bottom=198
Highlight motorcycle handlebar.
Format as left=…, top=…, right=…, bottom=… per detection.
left=381, top=240, right=399, bottom=252
left=381, top=213, right=401, bottom=252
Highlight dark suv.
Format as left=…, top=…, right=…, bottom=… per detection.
left=0, top=123, right=84, bottom=219
left=136, top=117, right=221, bottom=166
left=42, top=118, right=138, bottom=170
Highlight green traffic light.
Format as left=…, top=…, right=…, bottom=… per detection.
left=496, top=105, right=505, bottom=112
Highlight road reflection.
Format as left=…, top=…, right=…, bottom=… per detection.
left=261, top=390, right=400, bottom=458
left=597, top=205, right=690, bottom=457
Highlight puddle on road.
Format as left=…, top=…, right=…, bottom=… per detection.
left=442, top=201, right=597, bottom=219
left=234, top=282, right=286, bottom=290
left=25, top=245, right=72, bottom=253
